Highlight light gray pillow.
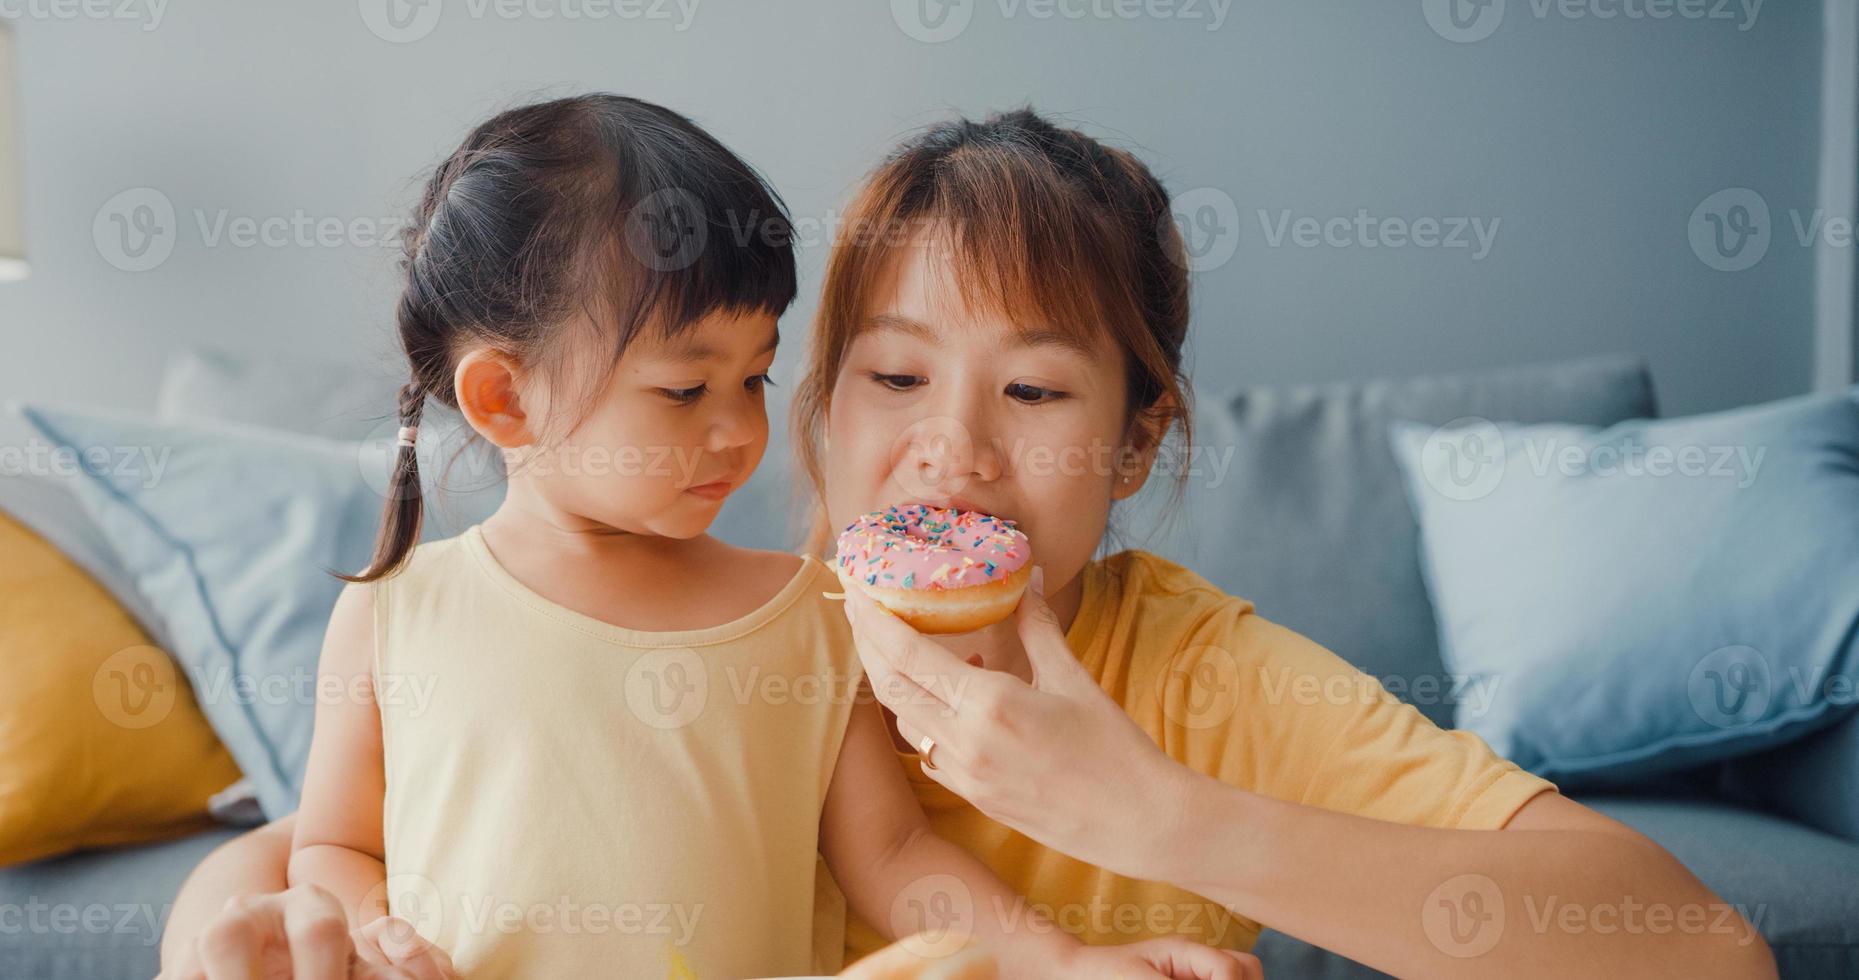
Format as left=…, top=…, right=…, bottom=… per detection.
left=1122, top=355, right=1657, bottom=729
left=157, top=347, right=400, bottom=442
left=157, top=347, right=504, bottom=538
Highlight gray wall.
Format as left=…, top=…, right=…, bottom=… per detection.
left=0, top=0, right=1828, bottom=419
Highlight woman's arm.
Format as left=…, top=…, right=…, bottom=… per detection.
left=843, top=576, right=1778, bottom=980
left=1158, top=767, right=1777, bottom=980
left=819, top=695, right=1255, bottom=980
left=285, top=582, right=391, bottom=924
left=159, top=816, right=294, bottom=973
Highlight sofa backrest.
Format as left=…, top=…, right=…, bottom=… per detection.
left=1121, top=355, right=1657, bottom=728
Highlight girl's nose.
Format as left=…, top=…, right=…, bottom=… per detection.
left=706, top=392, right=761, bottom=452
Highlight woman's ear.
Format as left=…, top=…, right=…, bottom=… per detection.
left=453, top=349, right=533, bottom=449
left=1112, top=391, right=1179, bottom=501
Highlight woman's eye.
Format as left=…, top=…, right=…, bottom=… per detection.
left=660, top=383, right=707, bottom=404
left=869, top=371, right=923, bottom=392
left=745, top=373, right=776, bottom=393
left=1006, top=382, right=1066, bottom=404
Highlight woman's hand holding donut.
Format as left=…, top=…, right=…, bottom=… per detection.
left=844, top=566, right=1199, bottom=883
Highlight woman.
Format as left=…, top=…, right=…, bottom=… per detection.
left=161, top=108, right=1777, bottom=980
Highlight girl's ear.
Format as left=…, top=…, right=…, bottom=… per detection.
left=1112, top=391, right=1179, bottom=501
left=454, top=349, right=533, bottom=448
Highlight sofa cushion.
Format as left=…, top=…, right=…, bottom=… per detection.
left=1723, top=707, right=1859, bottom=847
left=1128, top=355, right=1656, bottom=727
left=1, top=411, right=171, bottom=646
left=17, top=404, right=501, bottom=819
left=0, top=512, right=241, bottom=867
left=0, top=827, right=243, bottom=980
left=1389, top=389, right=1859, bottom=784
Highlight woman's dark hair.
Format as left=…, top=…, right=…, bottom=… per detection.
left=793, top=106, right=1192, bottom=554
left=343, top=93, right=796, bottom=582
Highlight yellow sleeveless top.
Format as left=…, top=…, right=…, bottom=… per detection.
left=372, top=527, right=860, bottom=979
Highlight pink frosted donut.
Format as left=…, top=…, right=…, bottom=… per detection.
left=834, top=504, right=1034, bottom=634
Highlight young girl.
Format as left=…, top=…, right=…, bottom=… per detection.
left=283, top=94, right=1245, bottom=979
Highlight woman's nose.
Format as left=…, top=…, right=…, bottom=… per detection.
left=894, top=398, right=1004, bottom=498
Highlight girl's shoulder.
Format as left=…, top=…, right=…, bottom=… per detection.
left=693, top=540, right=842, bottom=620
left=704, top=540, right=814, bottom=588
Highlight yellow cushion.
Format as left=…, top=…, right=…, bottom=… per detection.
left=0, top=510, right=242, bottom=866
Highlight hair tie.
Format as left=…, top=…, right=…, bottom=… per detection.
left=396, top=426, right=419, bottom=448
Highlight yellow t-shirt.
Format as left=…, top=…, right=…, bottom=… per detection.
left=842, top=549, right=1557, bottom=959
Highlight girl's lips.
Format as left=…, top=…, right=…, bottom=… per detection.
left=685, top=480, right=734, bottom=500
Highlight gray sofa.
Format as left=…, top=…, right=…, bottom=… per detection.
left=4, top=355, right=1855, bottom=978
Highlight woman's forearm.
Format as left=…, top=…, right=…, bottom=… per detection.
left=159, top=817, right=295, bottom=972
left=1151, top=768, right=1775, bottom=980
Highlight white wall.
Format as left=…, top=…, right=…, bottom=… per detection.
left=0, top=0, right=1829, bottom=419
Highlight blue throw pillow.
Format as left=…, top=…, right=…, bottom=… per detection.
left=18, top=404, right=503, bottom=817
left=1390, top=388, right=1859, bottom=785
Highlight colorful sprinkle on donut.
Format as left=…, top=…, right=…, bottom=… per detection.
left=835, top=504, right=1032, bottom=592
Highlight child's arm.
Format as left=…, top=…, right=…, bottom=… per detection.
left=820, top=695, right=1246, bottom=979
left=285, top=582, right=392, bottom=928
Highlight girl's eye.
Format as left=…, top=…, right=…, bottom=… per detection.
left=745, top=372, right=777, bottom=393
left=869, top=371, right=923, bottom=392
left=660, top=384, right=707, bottom=404
left=1006, top=382, right=1066, bottom=404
